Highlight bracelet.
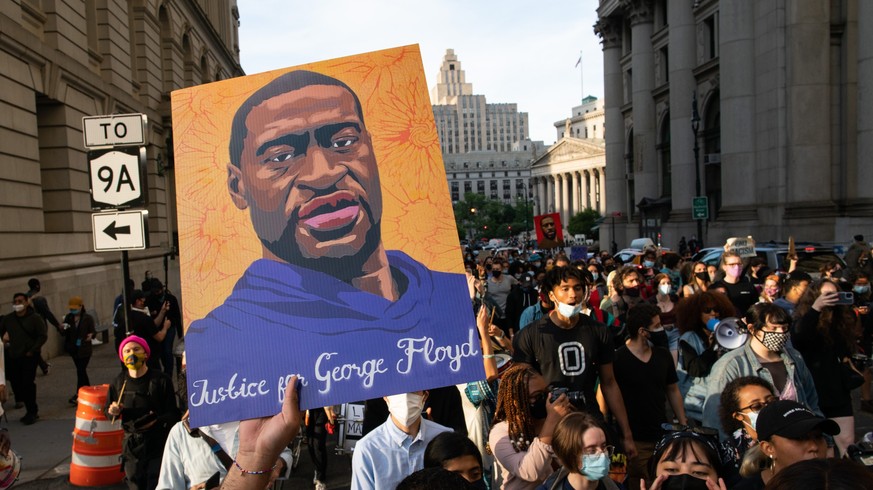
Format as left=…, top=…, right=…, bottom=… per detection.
left=483, top=354, right=495, bottom=359
left=233, top=459, right=277, bottom=476
left=495, top=334, right=505, bottom=341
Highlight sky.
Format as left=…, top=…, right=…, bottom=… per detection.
left=236, top=0, right=604, bottom=145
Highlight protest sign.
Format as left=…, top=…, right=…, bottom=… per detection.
left=726, top=236, right=757, bottom=258
left=172, top=45, right=484, bottom=427
left=534, top=213, right=564, bottom=249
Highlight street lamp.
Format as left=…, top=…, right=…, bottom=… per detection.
left=691, top=92, right=703, bottom=246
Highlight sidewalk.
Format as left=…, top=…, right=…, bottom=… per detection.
left=6, top=339, right=354, bottom=489
left=6, top=340, right=128, bottom=489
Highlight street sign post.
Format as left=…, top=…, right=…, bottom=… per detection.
left=82, top=114, right=147, bottom=148
left=88, top=147, right=148, bottom=210
left=91, top=210, right=149, bottom=251
left=692, top=196, right=709, bottom=220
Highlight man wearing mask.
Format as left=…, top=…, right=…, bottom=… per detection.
left=128, top=290, right=171, bottom=371
left=701, top=303, right=820, bottom=438
left=601, top=266, right=646, bottom=346
left=612, top=303, right=687, bottom=489
left=518, top=292, right=553, bottom=331
left=485, top=257, right=518, bottom=336
left=351, top=390, right=451, bottom=490
left=710, top=251, right=758, bottom=317
left=25, top=278, right=56, bottom=375
left=512, top=266, right=638, bottom=458
left=0, top=293, right=47, bottom=425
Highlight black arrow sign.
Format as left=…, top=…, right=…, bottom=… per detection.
left=103, top=221, right=131, bottom=240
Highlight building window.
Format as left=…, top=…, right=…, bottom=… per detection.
left=658, top=112, right=672, bottom=198
left=659, top=46, right=669, bottom=85
left=451, top=181, right=459, bottom=201
left=704, top=15, right=719, bottom=61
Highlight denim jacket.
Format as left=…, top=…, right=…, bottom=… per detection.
left=701, top=341, right=821, bottom=438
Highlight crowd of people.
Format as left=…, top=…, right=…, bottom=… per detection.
left=4, top=235, right=873, bottom=489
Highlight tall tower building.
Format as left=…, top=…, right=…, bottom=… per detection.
left=432, top=50, right=543, bottom=208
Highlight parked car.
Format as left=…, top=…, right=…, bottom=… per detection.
left=693, top=243, right=844, bottom=278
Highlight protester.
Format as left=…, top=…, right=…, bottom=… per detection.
left=718, top=377, right=777, bottom=466
left=144, top=279, right=182, bottom=377
left=351, top=391, right=451, bottom=490
left=650, top=273, right=680, bottom=364
left=127, top=290, right=171, bottom=371
left=746, top=257, right=769, bottom=285
left=108, top=335, right=180, bottom=490
left=518, top=292, right=553, bottom=331
left=512, top=267, right=638, bottom=458
left=844, top=234, right=871, bottom=275
left=660, top=253, right=683, bottom=295
left=486, top=257, right=520, bottom=336
left=396, top=467, right=475, bottom=490
left=682, top=261, right=710, bottom=297
left=538, top=412, right=620, bottom=490
left=601, top=266, right=647, bottom=343
left=0, top=292, right=47, bottom=425
left=793, top=279, right=862, bottom=456
left=156, top=409, right=291, bottom=489
left=642, top=429, right=728, bottom=490
left=62, top=296, right=96, bottom=404
left=758, top=275, right=781, bottom=304
left=702, top=303, right=820, bottom=438
left=853, top=271, right=873, bottom=413
left=710, top=252, right=758, bottom=317
left=488, top=364, right=574, bottom=490
left=423, top=431, right=485, bottom=487
left=761, top=457, right=873, bottom=490
left=751, top=400, right=839, bottom=488
left=612, top=303, right=687, bottom=489
left=772, top=272, right=811, bottom=317
left=675, top=291, right=734, bottom=423
left=25, top=278, right=56, bottom=375
left=306, top=406, right=336, bottom=490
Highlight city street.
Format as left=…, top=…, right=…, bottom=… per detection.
left=8, top=340, right=354, bottom=489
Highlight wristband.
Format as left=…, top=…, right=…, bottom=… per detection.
left=233, top=459, right=277, bottom=476
left=495, top=334, right=505, bottom=341
left=483, top=354, right=495, bottom=359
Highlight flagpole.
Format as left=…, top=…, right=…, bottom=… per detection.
left=579, top=50, right=584, bottom=102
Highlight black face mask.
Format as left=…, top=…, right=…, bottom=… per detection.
left=648, top=330, right=670, bottom=350
left=695, top=272, right=709, bottom=281
left=529, top=394, right=547, bottom=420
left=662, top=474, right=709, bottom=490
left=625, top=286, right=641, bottom=298
left=491, top=269, right=502, bottom=278
left=472, top=479, right=487, bottom=490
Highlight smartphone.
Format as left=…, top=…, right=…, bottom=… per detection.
left=836, top=291, right=855, bottom=305
left=204, top=471, right=221, bottom=489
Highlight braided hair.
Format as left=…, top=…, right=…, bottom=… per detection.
left=492, top=364, right=540, bottom=452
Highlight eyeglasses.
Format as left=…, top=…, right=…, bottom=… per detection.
left=582, top=444, right=615, bottom=457
left=737, top=396, right=777, bottom=413
left=725, top=263, right=743, bottom=268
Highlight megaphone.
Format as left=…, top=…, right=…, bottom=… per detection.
left=707, top=317, right=749, bottom=350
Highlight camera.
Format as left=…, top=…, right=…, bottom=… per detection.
left=851, top=354, right=872, bottom=372
left=549, top=387, right=586, bottom=406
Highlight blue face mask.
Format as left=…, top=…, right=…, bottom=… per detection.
left=580, top=452, right=611, bottom=481
left=69, top=309, right=80, bottom=315
left=855, top=285, right=870, bottom=295
left=643, top=260, right=655, bottom=268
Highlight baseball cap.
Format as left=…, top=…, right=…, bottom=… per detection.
left=756, top=400, right=840, bottom=441
left=529, top=253, right=542, bottom=262
left=67, top=296, right=83, bottom=309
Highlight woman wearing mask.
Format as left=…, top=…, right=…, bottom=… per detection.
left=537, top=412, right=620, bottom=490
left=793, top=279, right=863, bottom=456
left=488, top=364, right=574, bottom=490
left=108, top=335, right=180, bottom=490
left=649, top=273, right=680, bottom=364
left=62, top=296, right=96, bottom=405
left=425, top=431, right=486, bottom=489
left=674, top=292, right=735, bottom=423
left=642, top=430, right=728, bottom=490
left=758, top=276, right=781, bottom=304
left=682, top=262, right=710, bottom=298
left=752, top=400, right=839, bottom=488
left=718, top=377, right=777, bottom=470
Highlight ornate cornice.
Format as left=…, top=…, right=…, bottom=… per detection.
left=594, top=17, right=622, bottom=49
left=620, top=0, right=654, bottom=26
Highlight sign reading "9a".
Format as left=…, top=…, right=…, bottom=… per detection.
left=87, top=147, right=149, bottom=210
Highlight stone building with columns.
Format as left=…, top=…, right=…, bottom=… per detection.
left=0, top=0, right=242, bottom=356
left=595, top=0, right=872, bottom=251
left=432, top=49, right=545, bottom=203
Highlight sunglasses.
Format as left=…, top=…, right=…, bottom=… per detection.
left=737, top=396, right=777, bottom=413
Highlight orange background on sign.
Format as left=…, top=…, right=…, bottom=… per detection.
left=172, top=45, right=462, bottom=325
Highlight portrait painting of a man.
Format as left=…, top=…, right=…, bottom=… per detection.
left=534, top=212, right=565, bottom=250
left=173, top=46, right=483, bottom=427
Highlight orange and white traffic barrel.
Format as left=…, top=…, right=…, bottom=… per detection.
left=69, top=384, right=125, bottom=486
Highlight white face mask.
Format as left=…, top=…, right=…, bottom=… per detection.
left=658, top=284, right=672, bottom=295
left=741, top=410, right=759, bottom=431
left=12, top=304, right=25, bottom=313
left=386, top=393, right=425, bottom=428
left=554, top=300, right=583, bottom=318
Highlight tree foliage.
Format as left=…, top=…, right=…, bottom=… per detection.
left=568, top=208, right=603, bottom=238
left=453, top=193, right=534, bottom=241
